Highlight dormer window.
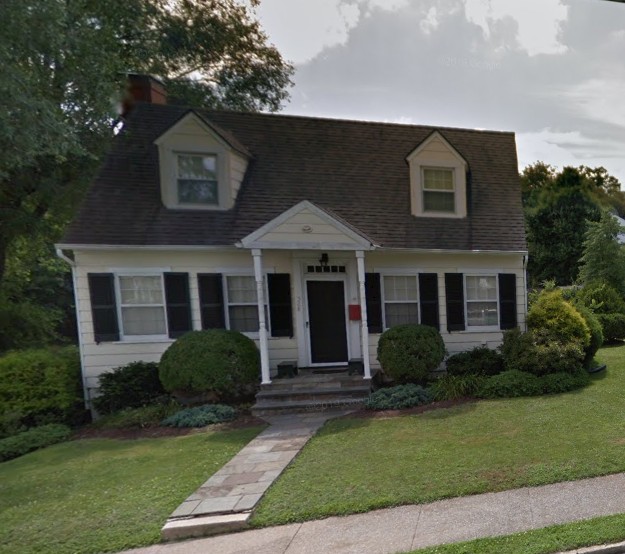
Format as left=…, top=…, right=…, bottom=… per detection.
left=177, top=153, right=218, bottom=205
left=422, top=168, right=455, bottom=213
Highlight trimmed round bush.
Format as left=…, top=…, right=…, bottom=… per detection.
left=159, top=330, right=260, bottom=401
left=162, top=404, right=237, bottom=427
left=446, top=346, right=503, bottom=377
left=0, top=346, right=85, bottom=432
left=527, top=290, right=590, bottom=349
left=578, top=281, right=625, bottom=314
left=429, top=374, right=486, bottom=401
left=377, top=324, right=445, bottom=383
left=93, top=361, right=167, bottom=415
left=596, top=313, right=625, bottom=342
left=365, top=384, right=432, bottom=410
left=478, top=370, right=541, bottom=399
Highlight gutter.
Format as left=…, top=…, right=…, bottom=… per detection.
left=55, top=248, right=91, bottom=411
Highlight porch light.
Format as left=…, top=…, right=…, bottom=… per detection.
left=319, top=252, right=329, bottom=267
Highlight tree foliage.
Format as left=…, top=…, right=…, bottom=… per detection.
left=0, top=0, right=293, bottom=347
left=521, top=163, right=625, bottom=286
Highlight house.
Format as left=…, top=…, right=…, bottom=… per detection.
left=57, top=75, right=527, bottom=408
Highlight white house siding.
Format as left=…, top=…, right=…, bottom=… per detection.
left=73, top=247, right=526, bottom=400
left=73, top=248, right=297, bottom=399
left=364, top=250, right=527, bottom=368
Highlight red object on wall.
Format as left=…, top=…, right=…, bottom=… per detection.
left=348, top=304, right=362, bottom=321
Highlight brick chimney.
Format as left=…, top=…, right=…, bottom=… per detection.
left=121, top=73, right=167, bottom=117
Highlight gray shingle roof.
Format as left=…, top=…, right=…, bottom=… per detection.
left=62, top=103, right=527, bottom=251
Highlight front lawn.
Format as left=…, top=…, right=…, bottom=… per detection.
left=253, top=345, right=625, bottom=526
left=0, top=427, right=262, bottom=554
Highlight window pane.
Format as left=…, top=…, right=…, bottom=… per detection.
left=385, top=303, right=419, bottom=327
left=423, top=190, right=455, bottom=212
left=467, top=302, right=498, bottom=326
left=119, top=276, right=163, bottom=304
left=178, top=154, right=216, bottom=180
left=424, top=169, right=454, bottom=190
left=384, top=275, right=418, bottom=301
left=122, top=306, right=166, bottom=335
left=466, top=276, right=497, bottom=301
left=227, top=276, right=257, bottom=303
left=229, top=305, right=259, bottom=332
left=178, top=179, right=218, bottom=204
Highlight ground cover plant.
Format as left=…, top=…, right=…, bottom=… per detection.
left=252, top=345, right=625, bottom=526
left=0, top=427, right=262, bottom=554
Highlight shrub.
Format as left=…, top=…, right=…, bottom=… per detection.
left=596, top=313, right=625, bottom=342
left=538, top=370, right=589, bottom=395
left=0, top=346, right=85, bottom=430
left=526, top=289, right=590, bottom=349
left=162, top=404, right=237, bottom=427
left=445, top=346, right=503, bottom=377
left=0, top=424, right=71, bottom=462
left=478, top=370, right=541, bottom=399
left=573, top=303, right=604, bottom=366
left=92, top=361, right=167, bottom=415
left=159, top=330, right=260, bottom=402
left=93, top=402, right=181, bottom=429
left=377, top=324, right=445, bottom=383
left=0, top=297, right=62, bottom=353
left=578, top=281, right=625, bottom=314
left=365, top=384, right=432, bottom=410
left=429, top=374, right=486, bottom=401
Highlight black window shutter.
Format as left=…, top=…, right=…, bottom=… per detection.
left=268, top=273, right=293, bottom=337
left=365, top=273, right=383, bottom=333
left=164, top=273, right=192, bottom=338
left=197, top=273, right=225, bottom=329
left=88, top=273, right=119, bottom=342
left=445, top=273, right=465, bottom=331
left=419, top=273, right=439, bottom=330
left=498, top=273, right=517, bottom=330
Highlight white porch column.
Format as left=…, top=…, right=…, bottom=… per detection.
left=356, top=250, right=372, bottom=379
left=252, top=249, right=271, bottom=384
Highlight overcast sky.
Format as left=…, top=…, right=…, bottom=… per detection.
left=256, top=0, right=625, bottom=183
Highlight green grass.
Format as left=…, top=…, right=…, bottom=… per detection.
left=0, top=427, right=262, bottom=554
left=408, top=513, right=625, bottom=554
left=253, top=345, right=625, bottom=526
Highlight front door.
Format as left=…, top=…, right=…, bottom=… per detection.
left=306, top=280, right=349, bottom=364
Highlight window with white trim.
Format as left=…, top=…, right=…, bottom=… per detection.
left=118, top=275, right=167, bottom=336
left=465, top=275, right=498, bottom=327
left=383, top=275, right=419, bottom=328
left=422, top=168, right=455, bottom=213
left=224, top=275, right=269, bottom=333
left=177, top=153, right=218, bottom=205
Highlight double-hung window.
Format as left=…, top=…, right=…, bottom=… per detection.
left=383, top=275, right=419, bottom=328
left=177, top=153, right=218, bottom=205
left=225, top=275, right=264, bottom=333
left=422, top=168, right=455, bottom=213
left=465, top=275, right=498, bottom=328
left=117, top=275, right=167, bottom=336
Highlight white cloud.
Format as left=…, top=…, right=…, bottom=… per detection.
left=464, top=0, right=568, bottom=55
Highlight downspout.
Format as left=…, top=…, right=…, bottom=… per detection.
left=56, top=248, right=91, bottom=411
left=522, top=254, right=528, bottom=332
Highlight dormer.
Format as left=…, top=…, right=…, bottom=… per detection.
left=153, top=111, right=250, bottom=211
left=406, top=131, right=468, bottom=218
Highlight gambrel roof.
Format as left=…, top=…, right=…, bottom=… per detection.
left=62, top=103, right=526, bottom=252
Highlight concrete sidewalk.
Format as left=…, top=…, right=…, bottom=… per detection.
left=127, top=472, right=625, bottom=554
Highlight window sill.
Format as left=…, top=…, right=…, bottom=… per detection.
left=456, top=327, right=502, bottom=333
left=114, top=336, right=174, bottom=344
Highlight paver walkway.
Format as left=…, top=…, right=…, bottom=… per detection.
left=162, top=410, right=352, bottom=539
left=130, top=472, right=625, bottom=554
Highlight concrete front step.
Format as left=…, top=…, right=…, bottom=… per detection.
left=251, top=396, right=367, bottom=417
left=256, top=385, right=371, bottom=403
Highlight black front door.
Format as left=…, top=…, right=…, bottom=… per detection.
left=306, top=280, right=348, bottom=364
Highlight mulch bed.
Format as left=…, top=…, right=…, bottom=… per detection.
left=71, top=414, right=267, bottom=441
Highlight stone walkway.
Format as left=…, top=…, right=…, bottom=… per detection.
left=162, top=410, right=352, bottom=540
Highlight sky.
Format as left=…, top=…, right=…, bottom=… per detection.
left=256, top=0, right=625, bottom=183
